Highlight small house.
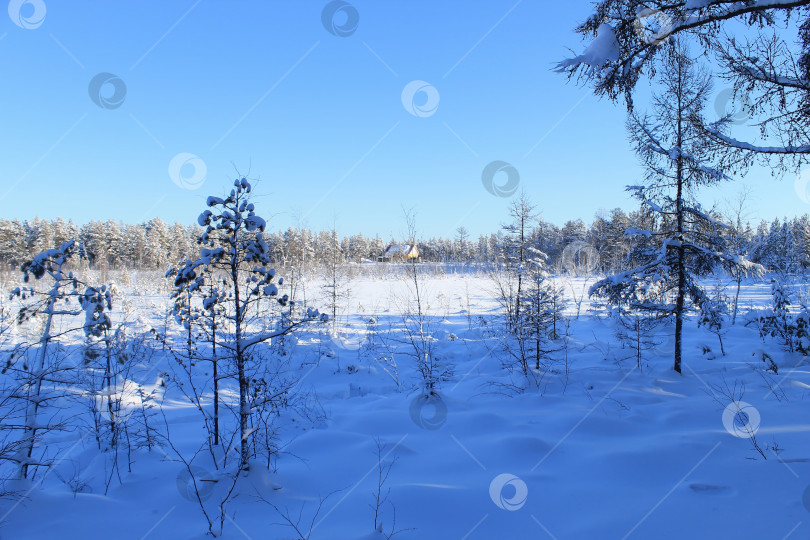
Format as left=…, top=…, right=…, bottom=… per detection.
left=377, top=244, right=419, bottom=262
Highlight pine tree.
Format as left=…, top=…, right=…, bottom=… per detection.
left=590, top=41, right=759, bottom=374
left=80, top=221, right=110, bottom=270
left=26, top=218, right=54, bottom=255
left=521, top=246, right=563, bottom=371
left=144, top=218, right=169, bottom=269
left=557, top=1, right=810, bottom=172
left=173, top=178, right=326, bottom=471
left=319, top=223, right=350, bottom=329
left=500, top=192, right=536, bottom=329
left=496, top=193, right=564, bottom=379
left=122, top=224, right=148, bottom=268
left=9, top=241, right=109, bottom=478
left=0, top=219, right=27, bottom=269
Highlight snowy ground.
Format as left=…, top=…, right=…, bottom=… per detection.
left=1, top=267, right=809, bottom=539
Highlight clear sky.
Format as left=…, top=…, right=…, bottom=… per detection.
left=0, top=0, right=804, bottom=240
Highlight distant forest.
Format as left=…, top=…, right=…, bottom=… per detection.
left=1, top=208, right=808, bottom=274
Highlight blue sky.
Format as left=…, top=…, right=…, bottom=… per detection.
left=0, top=0, right=803, bottom=239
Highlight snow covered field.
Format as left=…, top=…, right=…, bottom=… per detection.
left=6, top=1, right=810, bottom=539
left=1, top=267, right=809, bottom=539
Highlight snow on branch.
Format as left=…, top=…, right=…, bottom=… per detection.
left=556, top=0, right=809, bottom=100
left=705, top=128, right=810, bottom=154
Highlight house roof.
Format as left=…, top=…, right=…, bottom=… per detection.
left=384, top=244, right=417, bottom=255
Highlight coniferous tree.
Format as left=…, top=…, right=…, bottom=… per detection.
left=9, top=241, right=109, bottom=478
left=557, top=0, right=810, bottom=173
left=171, top=178, right=325, bottom=471
left=590, top=41, right=760, bottom=373
left=321, top=223, right=349, bottom=327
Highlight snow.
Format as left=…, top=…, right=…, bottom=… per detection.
left=707, top=128, right=810, bottom=155
left=383, top=244, right=417, bottom=256
left=0, top=269, right=809, bottom=539
left=556, top=24, right=620, bottom=73
left=197, top=210, right=213, bottom=227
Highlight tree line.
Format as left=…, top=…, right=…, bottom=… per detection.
left=2, top=209, right=810, bottom=275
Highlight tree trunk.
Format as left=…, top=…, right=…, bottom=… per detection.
left=233, top=260, right=250, bottom=471
left=674, top=271, right=684, bottom=374
left=674, top=64, right=685, bottom=375
left=732, top=273, right=742, bottom=325
left=105, top=332, right=117, bottom=448
left=212, top=320, right=219, bottom=446
left=19, top=298, right=54, bottom=479
left=535, top=335, right=540, bottom=370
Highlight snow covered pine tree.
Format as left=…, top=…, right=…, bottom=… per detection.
left=8, top=241, right=110, bottom=479
left=557, top=1, right=810, bottom=172
left=589, top=41, right=760, bottom=373
left=169, top=178, right=326, bottom=471
left=497, top=192, right=564, bottom=381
